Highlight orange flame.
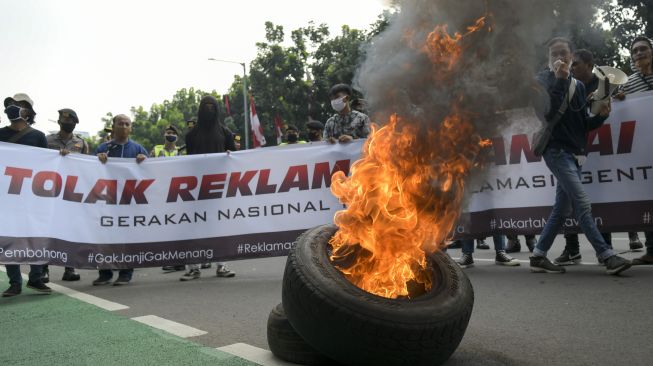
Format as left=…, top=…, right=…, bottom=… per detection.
left=329, top=17, right=490, bottom=299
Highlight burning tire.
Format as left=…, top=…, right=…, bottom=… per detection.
left=266, top=303, right=341, bottom=366
left=282, top=225, right=474, bottom=366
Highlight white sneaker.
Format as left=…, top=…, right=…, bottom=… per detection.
left=180, top=269, right=201, bottom=281
left=495, top=251, right=520, bottom=266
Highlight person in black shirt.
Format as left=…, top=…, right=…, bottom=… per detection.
left=1, top=93, right=50, bottom=297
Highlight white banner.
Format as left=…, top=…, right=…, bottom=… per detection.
left=1, top=92, right=651, bottom=267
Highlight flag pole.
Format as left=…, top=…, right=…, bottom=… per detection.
left=241, top=62, right=249, bottom=150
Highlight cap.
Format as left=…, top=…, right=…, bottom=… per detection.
left=286, top=124, right=299, bottom=132
left=306, top=120, right=324, bottom=130
left=4, top=93, right=35, bottom=111
left=165, top=125, right=180, bottom=135
left=103, top=127, right=113, bottom=133
left=234, top=134, right=241, bottom=142
left=58, top=108, right=79, bottom=123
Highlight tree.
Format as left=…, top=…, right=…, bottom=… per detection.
left=602, top=0, right=653, bottom=70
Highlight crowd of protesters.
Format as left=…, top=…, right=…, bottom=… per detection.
left=2, top=34, right=652, bottom=297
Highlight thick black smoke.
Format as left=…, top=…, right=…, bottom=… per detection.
left=354, top=0, right=603, bottom=197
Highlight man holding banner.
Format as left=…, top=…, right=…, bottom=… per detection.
left=93, top=114, right=148, bottom=286
left=529, top=38, right=631, bottom=275
left=1, top=93, right=51, bottom=297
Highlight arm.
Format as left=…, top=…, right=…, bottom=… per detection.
left=545, top=77, right=569, bottom=121
left=224, top=127, right=236, bottom=151
left=357, top=114, right=371, bottom=139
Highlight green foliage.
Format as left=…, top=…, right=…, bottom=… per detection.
left=94, top=6, right=646, bottom=148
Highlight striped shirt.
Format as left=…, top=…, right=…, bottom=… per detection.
left=621, top=72, right=653, bottom=95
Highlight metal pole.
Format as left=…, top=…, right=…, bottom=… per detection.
left=207, top=58, right=249, bottom=149
left=242, top=62, right=249, bottom=150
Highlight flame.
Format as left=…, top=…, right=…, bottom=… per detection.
left=329, top=17, right=490, bottom=299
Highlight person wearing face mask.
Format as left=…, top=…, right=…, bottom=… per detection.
left=528, top=37, right=631, bottom=276
left=151, top=125, right=182, bottom=158
left=278, top=125, right=306, bottom=146
left=151, top=125, right=186, bottom=273
left=323, top=84, right=371, bottom=143
left=180, top=95, right=237, bottom=281
left=42, top=108, right=89, bottom=283
left=1, top=93, right=51, bottom=297
left=306, top=120, right=324, bottom=142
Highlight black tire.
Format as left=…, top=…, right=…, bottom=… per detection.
left=267, top=303, right=342, bottom=366
left=282, top=224, right=474, bottom=366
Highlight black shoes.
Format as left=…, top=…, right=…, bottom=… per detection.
left=530, top=256, right=566, bottom=273
left=554, top=250, right=582, bottom=266
left=112, top=276, right=131, bottom=286
left=162, top=265, right=186, bottom=272
left=62, top=268, right=81, bottom=281
left=604, top=255, right=632, bottom=275
left=26, top=281, right=52, bottom=293
left=629, top=233, right=644, bottom=251
left=476, top=239, right=490, bottom=250
left=42, top=266, right=50, bottom=283
left=2, top=283, right=22, bottom=297
left=505, top=238, right=522, bottom=253
left=495, top=251, right=520, bottom=266
left=456, top=253, right=474, bottom=268
left=92, top=276, right=113, bottom=286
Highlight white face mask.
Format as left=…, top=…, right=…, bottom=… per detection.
left=331, top=96, right=347, bottom=112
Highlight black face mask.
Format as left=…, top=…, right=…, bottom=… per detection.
left=287, top=133, right=298, bottom=143
left=165, top=135, right=178, bottom=143
left=4, top=105, right=23, bottom=121
left=60, top=123, right=76, bottom=133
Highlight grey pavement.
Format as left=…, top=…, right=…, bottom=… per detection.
left=41, top=234, right=652, bottom=366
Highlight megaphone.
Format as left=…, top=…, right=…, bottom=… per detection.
left=590, top=66, right=628, bottom=115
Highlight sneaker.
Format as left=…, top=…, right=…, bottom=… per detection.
left=604, top=255, right=632, bottom=275
left=113, top=276, right=131, bottom=286
left=42, top=266, right=50, bottom=284
left=457, top=253, right=474, bottom=268
left=180, top=269, right=201, bottom=281
left=495, top=251, right=520, bottom=266
left=476, top=239, right=490, bottom=250
left=525, top=237, right=536, bottom=252
left=629, top=238, right=644, bottom=251
left=530, top=256, right=566, bottom=273
left=216, top=264, right=235, bottom=277
left=505, top=238, right=522, bottom=253
left=92, top=276, right=113, bottom=286
left=201, top=263, right=212, bottom=269
left=26, top=281, right=52, bottom=293
left=162, top=265, right=186, bottom=272
left=62, top=268, right=81, bottom=281
left=554, top=250, right=582, bottom=266
left=2, top=283, right=22, bottom=297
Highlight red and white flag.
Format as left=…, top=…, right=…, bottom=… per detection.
left=249, top=96, right=266, bottom=148
left=273, top=114, right=284, bottom=145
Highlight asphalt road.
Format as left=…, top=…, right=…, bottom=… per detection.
left=42, top=233, right=652, bottom=366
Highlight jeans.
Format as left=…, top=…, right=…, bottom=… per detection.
left=5, top=265, right=43, bottom=285
left=564, top=232, right=612, bottom=254
left=462, top=235, right=505, bottom=254
left=98, top=268, right=133, bottom=280
left=534, top=148, right=614, bottom=261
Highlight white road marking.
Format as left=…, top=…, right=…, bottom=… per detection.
left=0, top=267, right=129, bottom=311
left=218, top=343, right=297, bottom=366
left=132, top=315, right=207, bottom=338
